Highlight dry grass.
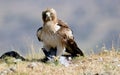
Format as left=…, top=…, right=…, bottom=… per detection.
left=0, top=49, right=120, bottom=75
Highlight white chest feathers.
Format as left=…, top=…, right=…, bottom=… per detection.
left=41, top=23, right=61, bottom=47
left=54, top=24, right=60, bottom=32
left=45, top=22, right=60, bottom=33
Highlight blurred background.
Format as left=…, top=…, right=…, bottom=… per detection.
left=0, top=0, right=120, bottom=56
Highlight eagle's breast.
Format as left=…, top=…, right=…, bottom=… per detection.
left=41, top=23, right=61, bottom=48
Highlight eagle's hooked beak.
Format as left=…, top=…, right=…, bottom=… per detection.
left=45, top=12, right=52, bottom=21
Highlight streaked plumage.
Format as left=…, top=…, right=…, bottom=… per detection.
left=37, top=8, right=84, bottom=58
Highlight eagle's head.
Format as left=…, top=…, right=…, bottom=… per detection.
left=42, top=8, right=57, bottom=24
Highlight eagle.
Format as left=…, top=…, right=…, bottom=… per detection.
left=37, top=8, right=84, bottom=59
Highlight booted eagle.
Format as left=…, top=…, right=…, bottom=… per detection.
left=37, top=8, right=84, bottom=58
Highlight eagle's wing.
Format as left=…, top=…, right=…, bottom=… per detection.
left=57, top=20, right=84, bottom=57
left=37, top=27, right=43, bottom=41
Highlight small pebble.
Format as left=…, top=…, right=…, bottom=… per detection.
left=27, top=62, right=37, bottom=69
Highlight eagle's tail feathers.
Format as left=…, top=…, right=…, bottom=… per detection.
left=66, top=39, right=84, bottom=57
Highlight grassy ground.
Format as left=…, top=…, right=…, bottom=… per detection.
left=0, top=49, right=120, bottom=75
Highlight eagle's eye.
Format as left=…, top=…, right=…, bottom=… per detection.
left=42, top=12, right=55, bottom=22
left=42, top=8, right=57, bottom=22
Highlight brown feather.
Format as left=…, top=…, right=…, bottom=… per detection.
left=57, top=20, right=84, bottom=56
left=37, top=8, right=84, bottom=57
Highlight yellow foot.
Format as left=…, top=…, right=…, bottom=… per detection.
left=53, top=56, right=59, bottom=61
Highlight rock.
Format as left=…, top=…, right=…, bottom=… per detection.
left=27, top=62, right=38, bottom=69
left=0, top=51, right=26, bottom=61
left=0, top=66, right=16, bottom=75
left=98, top=57, right=103, bottom=62
left=9, top=66, right=17, bottom=72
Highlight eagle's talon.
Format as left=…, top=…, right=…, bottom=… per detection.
left=52, top=56, right=59, bottom=61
